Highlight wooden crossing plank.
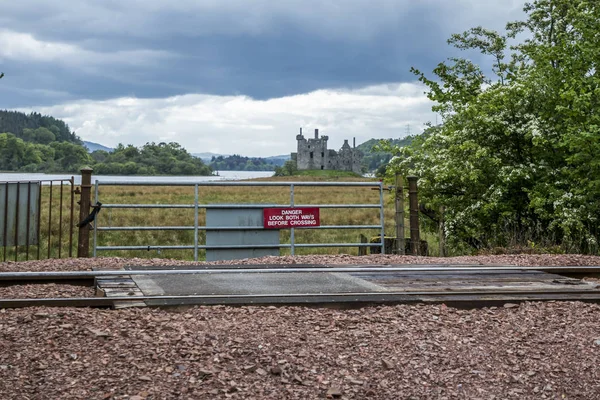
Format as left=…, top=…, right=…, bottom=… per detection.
left=94, top=270, right=147, bottom=309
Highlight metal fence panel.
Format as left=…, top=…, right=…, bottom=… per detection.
left=93, top=180, right=385, bottom=260
left=0, top=182, right=40, bottom=246
left=205, top=207, right=280, bottom=261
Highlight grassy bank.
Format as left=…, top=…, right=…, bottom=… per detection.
left=292, top=169, right=363, bottom=178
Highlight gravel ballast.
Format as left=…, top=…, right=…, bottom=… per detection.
left=1, top=254, right=600, bottom=399
left=1, top=302, right=600, bottom=399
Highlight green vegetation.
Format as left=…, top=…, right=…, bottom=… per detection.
left=293, top=169, right=362, bottom=178
left=0, top=110, right=212, bottom=175
left=209, top=154, right=276, bottom=171
left=358, top=136, right=415, bottom=175
left=91, top=142, right=211, bottom=175
left=273, top=160, right=299, bottom=176
left=0, top=110, right=81, bottom=144
left=386, top=0, right=600, bottom=254
left=0, top=132, right=89, bottom=173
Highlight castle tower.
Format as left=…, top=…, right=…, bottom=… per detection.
left=292, top=128, right=361, bottom=172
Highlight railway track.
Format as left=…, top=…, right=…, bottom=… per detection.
left=1, top=265, right=599, bottom=309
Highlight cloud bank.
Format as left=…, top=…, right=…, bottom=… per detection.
left=27, top=82, right=435, bottom=156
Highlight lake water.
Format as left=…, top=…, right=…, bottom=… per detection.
left=0, top=170, right=274, bottom=185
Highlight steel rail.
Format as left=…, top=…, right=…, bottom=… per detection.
left=1, top=265, right=600, bottom=280
left=3, top=289, right=600, bottom=309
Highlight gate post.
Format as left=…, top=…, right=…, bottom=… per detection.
left=77, top=167, right=93, bottom=258
left=439, top=206, right=447, bottom=257
left=407, top=176, right=420, bottom=256
left=395, top=174, right=405, bottom=255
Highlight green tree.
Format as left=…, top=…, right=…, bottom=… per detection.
left=274, top=160, right=298, bottom=177
left=386, top=0, right=600, bottom=253
left=51, top=142, right=92, bottom=172
left=34, top=127, right=56, bottom=144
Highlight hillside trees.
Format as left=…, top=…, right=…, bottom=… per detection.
left=93, top=142, right=212, bottom=175
left=386, top=0, right=600, bottom=253
left=0, top=110, right=212, bottom=175
left=0, top=111, right=81, bottom=144
left=210, top=154, right=276, bottom=171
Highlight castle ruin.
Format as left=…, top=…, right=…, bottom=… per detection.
left=291, top=128, right=362, bottom=174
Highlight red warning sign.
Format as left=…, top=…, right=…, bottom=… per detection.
left=263, top=207, right=320, bottom=229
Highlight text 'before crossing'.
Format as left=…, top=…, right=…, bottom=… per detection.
left=263, top=207, right=320, bottom=229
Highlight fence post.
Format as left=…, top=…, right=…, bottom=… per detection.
left=439, top=205, right=447, bottom=257
left=395, top=174, right=405, bottom=255
left=407, top=176, right=420, bottom=256
left=77, top=167, right=93, bottom=258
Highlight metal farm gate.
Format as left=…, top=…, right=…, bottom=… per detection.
left=0, top=178, right=76, bottom=261
left=91, top=180, right=386, bottom=261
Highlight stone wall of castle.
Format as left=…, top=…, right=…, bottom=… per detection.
left=292, top=128, right=362, bottom=174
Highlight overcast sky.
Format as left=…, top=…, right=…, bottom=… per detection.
left=0, top=0, right=526, bottom=156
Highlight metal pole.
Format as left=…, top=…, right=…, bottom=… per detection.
left=25, top=182, right=31, bottom=261
left=47, top=181, right=52, bottom=259
left=69, top=176, right=74, bottom=258
left=58, top=181, right=63, bottom=258
left=77, top=168, right=93, bottom=258
left=14, top=182, right=20, bottom=261
left=36, top=181, right=42, bottom=260
left=290, top=184, right=295, bottom=256
left=3, top=183, right=8, bottom=262
left=93, top=180, right=99, bottom=258
left=194, top=184, right=199, bottom=262
left=408, top=176, right=420, bottom=256
left=379, top=181, right=385, bottom=254
left=395, top=174, right=405, bottom=255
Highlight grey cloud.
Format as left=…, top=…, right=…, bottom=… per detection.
left=24, top=82, right=436, bottom=156
left=1, top=0, right=526, bottom=42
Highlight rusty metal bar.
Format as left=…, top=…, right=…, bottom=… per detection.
left=78, top=168, right=93, bottom=258
left=3, top=183, right=8, bottom=262
left=14, top=182, right=20, bottom=261
left=69, top=176, right=74, bottom=258
left=58, top=181, right=64, bottom=258
left=25, top=182, right=31, bottom=261
left=408, top=176, right=420, bottom=256
left=47, top=181, right=53, bottom=259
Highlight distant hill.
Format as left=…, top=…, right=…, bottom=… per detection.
left=357, top=135, right=416, bottom=173
left=209, top=154, right=283, bottom=171
left=263, top=154, right=290, bottom=167
left=192, top=152, right=231, bottom=162
left=194, top=152, right=290, bottom=167
left=83, top=141, right=113, bottom=153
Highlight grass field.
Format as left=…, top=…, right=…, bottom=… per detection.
left=2, top=175, right=439, bottom=261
